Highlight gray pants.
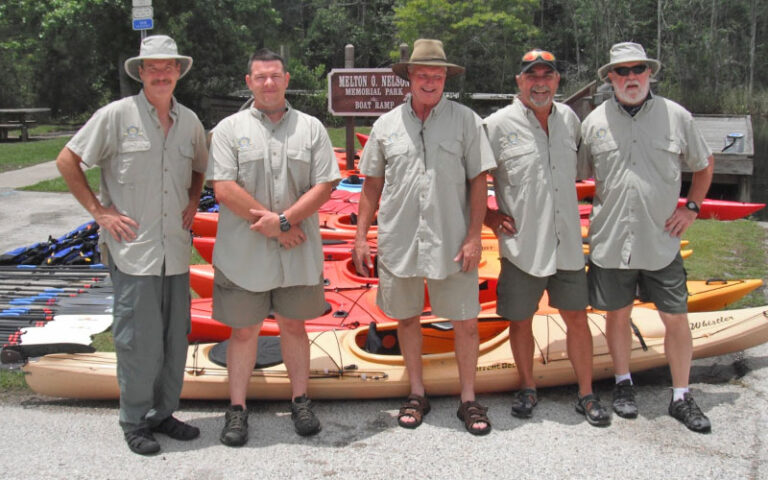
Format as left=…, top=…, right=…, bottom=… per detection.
left=110, top=263, right=190, bottom=432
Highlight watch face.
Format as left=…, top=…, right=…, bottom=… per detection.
left=280, top=223, right=290, bottom=232
left=686, top=201, right=699, bottom=213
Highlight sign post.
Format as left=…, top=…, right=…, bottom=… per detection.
left=132, top=0, right=154, bottom=40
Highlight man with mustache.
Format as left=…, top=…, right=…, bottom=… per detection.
left=56, top=35, right=208, bottom=454
left=579, top=42, right=714, bottom=433
left=484, top=50, right=610, bottom=427
left=353, top=39, right=495, bottom=435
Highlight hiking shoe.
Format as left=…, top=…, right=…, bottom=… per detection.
left=220, top=405, right=249, bottom=447
left=669, top=392, right=711, bottom=434
left=510, top=388, right=537, bottom=418
left=575, top=393, right=611, bottom=427
left=152, top=415, right=200, bottom=441
left=291, top=394, right=321, bottom=436
left=612, top=380, right=638, bottom=418
left=124, top=428, right=160, bottom=455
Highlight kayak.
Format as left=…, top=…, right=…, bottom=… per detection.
left=22, top=306, right=768, bottom=400
left=192, top=236, right=376, bottom=264
left=355, top=132, right=369, bottom=148
left=579, top=199, right=766, bottom=221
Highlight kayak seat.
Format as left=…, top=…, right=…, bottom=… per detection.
left=208, top=337, right=284, bottom=369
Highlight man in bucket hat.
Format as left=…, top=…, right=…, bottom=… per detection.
left=56, top=35, right=208, bottom=454
left=579, top=42, right=714, bottom=433
left=484, top=49, right=610, bottom=427
left=353, top=39, right=496, bottom=435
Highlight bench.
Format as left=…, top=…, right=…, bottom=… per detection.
left=0, top=120, right=37, bottom=141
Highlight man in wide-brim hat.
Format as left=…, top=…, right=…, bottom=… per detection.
left=56, top=34, right=208, bottom=455
left=579, top=41, right=714, bottom=434
left=353, top=38, right=496, bottom=436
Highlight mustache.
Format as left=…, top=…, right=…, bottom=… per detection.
left=151, top=79, right=172, bottom=86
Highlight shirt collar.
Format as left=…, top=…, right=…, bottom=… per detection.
left=138, top=90, right=179, bottom=123
left=249, top=100, right=292, bottom=124
left=513, top=95, right=558, bottom=120
left=612, top=91, right=654, bottom=117
left=405, top=94, right=447, bottom=121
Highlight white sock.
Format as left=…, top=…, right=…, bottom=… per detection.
left=615, top=373, right=632, bottom=385
left=673, top=387, right=689, bottom=401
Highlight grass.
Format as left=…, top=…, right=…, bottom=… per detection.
left=0, top=136, right=70, bottom=173
left=326, top=126, right=370, bottom=149
left=0, top=369, right=27, bottom=390
left=21, top=166, right=101, bottom=193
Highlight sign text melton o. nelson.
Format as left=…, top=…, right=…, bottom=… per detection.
left=328, top=68, right=411, bottom=116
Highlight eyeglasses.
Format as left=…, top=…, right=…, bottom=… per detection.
left=613, top=65, right=648, bottom=76
left=522, top=50, right=556, bottom=62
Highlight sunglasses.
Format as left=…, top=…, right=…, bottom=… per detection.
left=612, top=65, right=648, bottom=76
left=522, top=49, right=556, bottom=62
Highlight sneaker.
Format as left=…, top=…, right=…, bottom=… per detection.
left=152, top=415, right=200, bottom=441
left=669, top=392, right=711, bottom=433
left=575, top=393, right=611, bottom=427
left=220, top=405, right=249, bottom=447
left=291, top=394, right=321, bottom=436
left=124, top=428, right=161, bottom=455
left=510, top=388, right=537, bottom=419
left=612, top=379, right=638, bottom=418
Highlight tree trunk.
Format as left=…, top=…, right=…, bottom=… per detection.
left=748, top=0, right=756, bottom=99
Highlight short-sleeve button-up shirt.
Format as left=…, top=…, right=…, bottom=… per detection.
left=485, top=99, right=585, bottom=277
left=206, top=105, right=341, bottom=292
left=579, top=95, right=711, bottom=270
left=359, top=96, right=495, bottom=279
left=66, top=91, right=208, bottom=276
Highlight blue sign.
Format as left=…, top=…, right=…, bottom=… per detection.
left=132, top=18, right=153, bottom=31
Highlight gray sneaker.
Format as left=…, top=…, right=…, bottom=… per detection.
left=612, top=380, right=638, bottom=418
left=669, top=392, right=711, bottom=433
left=220, top=405, right=249, bottom=446
left=291, top=394, right=321, bottom=436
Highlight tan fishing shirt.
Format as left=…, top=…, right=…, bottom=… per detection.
left=359, top=96, right=495, bottom=279
left=207, top=105, right=340, bottom=291
left=579, top=95, right=711, bottom=270
left=485, top=98, right=585, bottom=277
left=67, top=90, right=208, bottom=276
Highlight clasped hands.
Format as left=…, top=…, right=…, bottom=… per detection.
left=249, top=209, right=306, bottom=249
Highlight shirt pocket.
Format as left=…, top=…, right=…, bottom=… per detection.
left=499, top=143, right=536, bottom=186
left=588, top=139, right=619, bottom=182
left=237, top=148, right=264, bottom=193
left=437, top=140, right=466, bottom=184
left=287, top=146, right=312, bottom=191
left=382, top=141, right=409, bottom=186
left=176, top=144, right=194, bottom=189
left=117, top=140, right=151, bottom=184
left=650, top=139, right=682, bottom=184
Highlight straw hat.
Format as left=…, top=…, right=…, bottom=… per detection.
left=597, top=42, right=661, bottom=81
left=392, top=39, right=465, bottom=81
left=124, top=35, right=193, bottom=82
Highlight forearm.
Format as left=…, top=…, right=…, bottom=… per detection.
left=466, top=173, right=488, bottom=237
left=686, top=156, right=714, bottom=206
left=56, top=147, right=104, bottom=218
left=212, top=180, right=268, bottom=222
left=282, top=182, right=334, bottom=225
left=187, top=171, right=205, bottom=206
left=355, top=176, right=384, bottom=242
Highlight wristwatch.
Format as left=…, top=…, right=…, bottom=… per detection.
left=278, top=213, right=291, bottom=232
left=684, top=200, right=700, bottom=214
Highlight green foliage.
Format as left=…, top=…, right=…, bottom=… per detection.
left=0, top=369, right=27, bottom=390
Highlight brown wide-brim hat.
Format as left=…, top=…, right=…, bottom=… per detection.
left=124, top=35, right=193, bottom=82
left=598, top=42, right=661, bottom=82
left=392, top=39, right=465, bottom=81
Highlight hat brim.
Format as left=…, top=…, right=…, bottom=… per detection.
left=392, top=61, right=465, bottom=81
left=124, top=55, right=193, bottom=82
left=598, top=58, right=660, bottom=81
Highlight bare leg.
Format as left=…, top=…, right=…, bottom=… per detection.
left=227, top=323, right=262, bottom=407
left=605, top=304, right=634, bottom=377
left=560, top=309, right=594, bottom=397
left=658, top=312, right=692, bottom=388
left=452, top=318, right=480, bottom=403
left=507, top=318, right=535, bottom=390
left=275, top=315, right=310, bottom=399
left=397, top=315, right=424, bottom=426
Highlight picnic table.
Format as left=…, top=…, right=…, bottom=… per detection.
left=0, top=108, right=51, bottom=141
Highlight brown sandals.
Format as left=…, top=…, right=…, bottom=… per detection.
left=457, top=400, right=492, bottom=436
left=397, top=394, right=431, bottom=429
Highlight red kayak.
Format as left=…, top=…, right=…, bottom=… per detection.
left=355, top=132, right=369, bottom=148
left=578, top=199, right=766, bottom=220
left=193, top=236, right=376, bottom=264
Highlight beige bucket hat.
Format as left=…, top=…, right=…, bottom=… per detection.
left=392, top=39, right=465, bottom=81
left=124, top=35, right=193, bottom=82
left=598, top=42, right=661, bottom=81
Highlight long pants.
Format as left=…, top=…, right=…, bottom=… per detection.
left=110, top=263, right=190, bottom=432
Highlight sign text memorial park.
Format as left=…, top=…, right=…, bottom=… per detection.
left=327, top=68, right=411, bottom=116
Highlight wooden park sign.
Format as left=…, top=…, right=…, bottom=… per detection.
left=327, top=68, right=410, bottom=116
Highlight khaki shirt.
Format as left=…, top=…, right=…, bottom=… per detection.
left=359, top=96, right=495, bottom=279
left=67, top=91, right=208, bottom=276
left=485, top=99, right=585, bottom=277
left=579, top=95, right=711, bottom=270
left=207, top=105, right=340, bottom=292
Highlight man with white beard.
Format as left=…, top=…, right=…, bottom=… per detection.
left=579, top=42, right=714, bottom=433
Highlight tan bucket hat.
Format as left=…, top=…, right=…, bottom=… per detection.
left=124, top=35, right=193, bottom=82
left=598, top=42, right=661, bottom=81
left=392, top=39, right=465, bottom=81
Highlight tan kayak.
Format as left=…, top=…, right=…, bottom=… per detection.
left=23, top=306, right=768, bottom=400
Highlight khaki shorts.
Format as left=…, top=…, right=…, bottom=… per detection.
left=212, top=266, right=327, bottom=328
left=496, top=258, right=588, bottom=321
left=376, top=261, right=480, bottom=321
left=587, top=253, right=688, bottom=314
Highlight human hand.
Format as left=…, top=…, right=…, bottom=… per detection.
left=664, top=206, right=697, bottom=238
left=278, top=225, right=306, bottom=249
left=352, top=240, right=374, bottom=277
left=181, top=199, right=197, bottom=230
left=249, top=209, right=281, bottom=238
left=95, top=205, right=139, bottom=242
left=454, top=235, right=482, bottom=272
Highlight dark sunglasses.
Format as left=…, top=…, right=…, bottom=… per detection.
left=613, top=65, right=648, bottom=76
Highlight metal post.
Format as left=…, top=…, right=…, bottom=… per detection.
left=345, top=44, right=356, bottom=171
left=399, top=43, right=409, bottom=63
